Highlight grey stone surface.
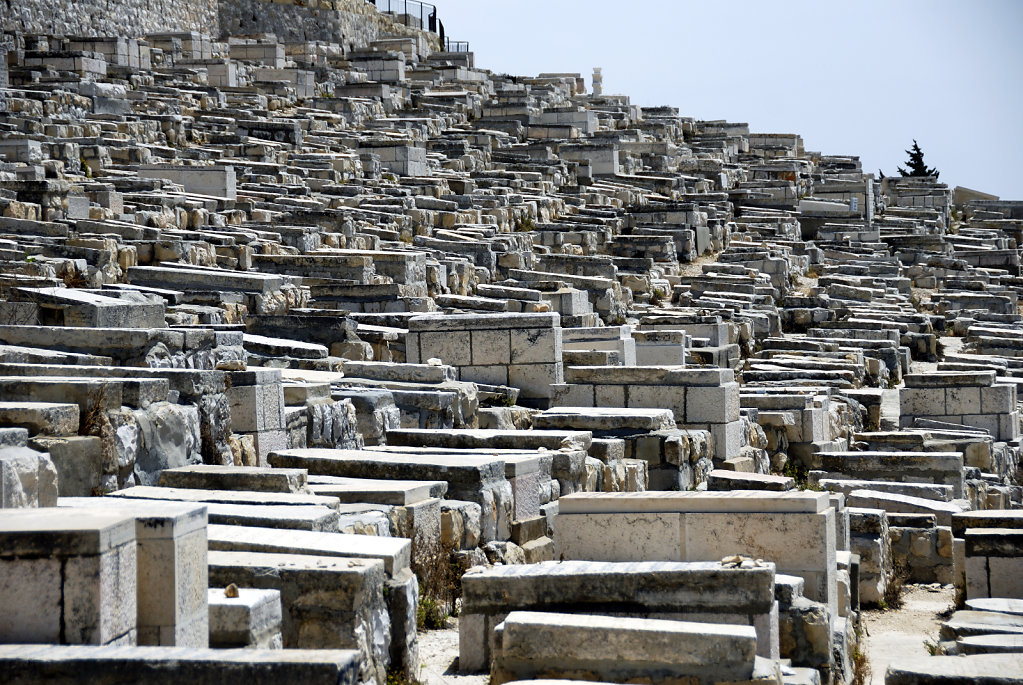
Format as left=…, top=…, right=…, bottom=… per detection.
left=0, top=643, right=361, bottom=685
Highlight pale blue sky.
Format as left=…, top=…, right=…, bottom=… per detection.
left=436, top=0, right=1023, bottom=199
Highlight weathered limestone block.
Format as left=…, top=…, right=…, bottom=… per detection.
left=159, top=464, right=308, bottom=493
left=270, top=448, right=513, bottom=542
left=0, top=401, right=80, bottom=436
left=0, top=643, right=362, bottom=684
left=206, top=518, right=417, bottom=672
left=459, top=559, right=778, bottom=671
left=848, top=507, right=891, bottom=607
left=0, top=508, right=137, bottom=645
left=208, top=551, right=390, bottom=684
left=965, top=529, right=1023, bottom=600
left=226, top=370, right=287, bottom=466
left=7, top=288, right=165, bottom=329
left=845, top=489, right=963, bottom=528
left=59, top=498, right=208, bottom=647
left=441, top=499, right=483, bottom=550
left=332, top=389, right=400, bottom=446
left=900, top=372, right=1019, bottom=442
left=384, top=568, right=419, bottom=679
left=123, top=401, right=200, bottom=482
left=202, top=502, right=339, bottom=532
left=0, top=326, right=211, bottom=369
left=0, top=429, right=58, bottom=508
left=29, top=435, right=104, bottom=498
left=887, top=519, right=954, bottom=585
left=406, top=313, right=563, bottom=405
left=306, top=399, right=363, bottom=449
left=107, top=485, right=340, bottom=514
left=553, top=366, right=744, bottom=459
left=778, top=593, right=834, bottom=671
left=208, top=587, right=283, bottom=649
left=816, top=451, right=965, bottom=498
left=138, top=165, right=236, bottom=200
left=950, top=510, right=1023, bottom=592
left=207, top=524, right=410, bottom=575
left=885, top=654, right=1023, bottom=685
left=490, top=611, right=761, bottom=685
left=562, top=325, right=637, bottom=366
left=554, top=491, right=838, bottom=619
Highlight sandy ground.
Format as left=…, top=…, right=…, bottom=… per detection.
left=417, top=617, right=488, bottom=685
left=861, top=584, right=954, bottom=685
left=909, top=335, right=964, bottom=376
left=678, top=254, right=721, bottom=278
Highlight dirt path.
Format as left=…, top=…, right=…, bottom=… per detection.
left=417, top=618, right=488, bottom=685
left=861, top=584, right=953, bottom=684
left=908, top=335, right=963, bottom=376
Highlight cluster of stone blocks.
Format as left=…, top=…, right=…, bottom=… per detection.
left=0, top=0, right=1021, bottom=683
left=900, top=371, right=1020, bottom=442
left=406, top=313, right=564, bottom=405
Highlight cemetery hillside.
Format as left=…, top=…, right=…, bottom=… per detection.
left=0, top=1, right=1021, bottom=684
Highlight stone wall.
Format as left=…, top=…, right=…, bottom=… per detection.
left=0, top=0, right=439, bottom=51
left=218, top=0, right=440, bottom=50
left=0, top=0, right=219, bottom=38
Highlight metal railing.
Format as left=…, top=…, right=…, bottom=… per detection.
left=444, top=39, right=470, bottom=53
left=368, top=0, right=438, bottom=32
left=366, top=0, right=469, bottom=52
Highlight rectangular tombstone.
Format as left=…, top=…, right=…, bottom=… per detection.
left=554, top=491, right=837, bottom=618
left=207, top=550, right=390, bottom=684
left=459, top=559, right=778, bottom=671
left=965, top=528, right=1023, bottom=600
left=407, top=313, right=563, bottom=404
left=816, top=451, right=965, bottom=498
left=0, top=643, right=360, bottom=684
left=137, top=165, right=236, bottom=200
left=562, top=325, right=637, bottom=365
left=554, top=365, right=743, bottom=458
left=159, top=464, right=307, bottom=493
left=107, top=485, right=340, bottom=511
left=0, top=508, right=137, bottom=645
left=900, top=373, right=1018, bottom=441
left=206, top=523, right=410, bottom=575
left=58, top=498, right=208, bottom=647
left=269, top=448, right=512, bottom=542
left=207, top=587, right=283, bottom=649
left=491, top=611, right=758, bottom=685
left=203, top=502, right=339, bottom=532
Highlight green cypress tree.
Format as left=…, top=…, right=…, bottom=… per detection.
left=897, top=140, right=939, bottom=179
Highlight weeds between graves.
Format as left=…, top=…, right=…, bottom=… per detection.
left=881, top=559, right=911, bottom=610
left=413, top=538, right=470, bottom=631
left=851, top=625, right=867, bottom=685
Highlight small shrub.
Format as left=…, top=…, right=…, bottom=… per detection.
left=953, top=583, right=966, bottom=611
left=78, top=384, right=110, bottom=437
left=385, top=668, right=423, bottom=685
left=648, top=287, right=671, bottom=306
left=883, top=560, right=911, bottom=610
left=62, top=269, right=90, bottom=289
left=416, top=596, right=447, bottom=631
left=781, top=459, right=810, bottom=489
left=851, top=644, right=870, bottom=685
left=514, top=216, right=536, bottom=232
left=410, top=536, right=469, bottom=632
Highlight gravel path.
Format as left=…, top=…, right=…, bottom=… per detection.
left=861, top=584, right=954, bottom=684
left=418, top=618, right=488, bottom=685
